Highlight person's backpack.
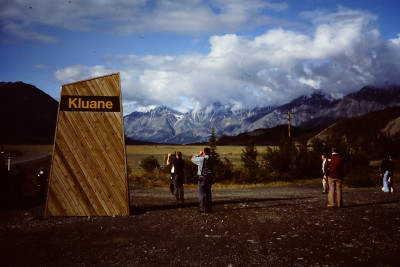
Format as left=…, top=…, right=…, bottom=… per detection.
left=201, top=156, right=213, bottom=176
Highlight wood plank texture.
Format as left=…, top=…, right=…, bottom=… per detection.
left=45, top=73, right=129, bottom=216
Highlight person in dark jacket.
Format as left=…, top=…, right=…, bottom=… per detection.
left=167, top=152, right=185, bottom=204
left=380, top=154, right=394, bottom=193
left=325, top=148, right=347, bottom=208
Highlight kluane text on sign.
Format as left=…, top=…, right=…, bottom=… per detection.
left=60, top=95, right=120, bottom=112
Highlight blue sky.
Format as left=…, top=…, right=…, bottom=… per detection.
left=1, top=0, right=400, bottom=115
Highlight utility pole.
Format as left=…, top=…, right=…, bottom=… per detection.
left=284, top=111, right=295, bottom=138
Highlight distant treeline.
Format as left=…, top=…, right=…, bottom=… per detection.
left=134, top=106, right=399, bottom=187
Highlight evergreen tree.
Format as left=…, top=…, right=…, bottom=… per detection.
left=241, top=139, right=259, bottom=181
left=207, top=128, right=234, bottom=182
left=208, top=128, right=220, bottom=160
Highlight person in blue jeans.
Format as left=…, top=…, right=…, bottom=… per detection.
left=191, top=148, right=214, bottom=213
left=380, top=154, right=395, bottom=193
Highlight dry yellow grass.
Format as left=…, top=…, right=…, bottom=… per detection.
left=126, top=145, right=271, bottom=175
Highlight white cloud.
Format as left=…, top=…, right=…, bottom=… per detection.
left=54, top=64, right=113, bottom=85
left=2, top=21, right=59, bottom=44
left=1, top=0, right=288, bottom=42
left=50, top=7, right=400, bottom=113
left=389, top=34, right=400, bottom=46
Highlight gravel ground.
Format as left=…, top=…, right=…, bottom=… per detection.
left=1, top=181, right=400, bottom=266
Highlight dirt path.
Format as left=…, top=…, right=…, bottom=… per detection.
left=1, top=181, right=400, bottom=266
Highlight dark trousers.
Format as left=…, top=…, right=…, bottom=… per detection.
left=173, top=174, right=184, bottom=203
left=198, top=175, right=212, bottom=212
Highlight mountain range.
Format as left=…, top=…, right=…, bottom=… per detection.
left=1, top=81, right=400, bottom=145
left=124, top=86, right=400, bottom=144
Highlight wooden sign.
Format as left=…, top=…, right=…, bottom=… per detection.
left=45, top=73, right=129, bottom=216
left=59, top=96, right=120, bottom=112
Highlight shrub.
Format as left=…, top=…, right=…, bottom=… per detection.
left=261, top=138, right=321, bottom=181
left=139, top=156, right=160, bottom=173
left=241, top=139, right=259, bottom=181
left=344, top=165, right=375, bottom=188
left=183, top=159, right=199, bottom=184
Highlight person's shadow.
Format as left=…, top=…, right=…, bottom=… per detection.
left=343, top=199, right=400, bottom=208
left=130, top=196, right=312, bottom=215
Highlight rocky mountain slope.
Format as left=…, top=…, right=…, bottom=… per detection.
left=124, top=86, right=400, bottom=144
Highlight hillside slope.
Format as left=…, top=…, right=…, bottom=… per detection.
left=310, top=106, right=400, bottom=149
left=0, top=82, right=58, bottom=144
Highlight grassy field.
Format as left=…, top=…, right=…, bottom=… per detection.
left=126, top=145, right=271, bottom=175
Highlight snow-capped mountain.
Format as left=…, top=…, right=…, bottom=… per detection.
left=124, top=106, right=184, bottom=143
left=124, top=86, right=400, bottom=144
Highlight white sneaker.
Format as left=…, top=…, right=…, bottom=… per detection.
left=382, top=187, right=390, bottom=193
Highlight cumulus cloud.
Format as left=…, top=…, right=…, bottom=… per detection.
left=54, top=65, right=114, bottom=85
left=4, top=1, right=399, bottom=113
left=53, top=7, right=400, bottom=113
